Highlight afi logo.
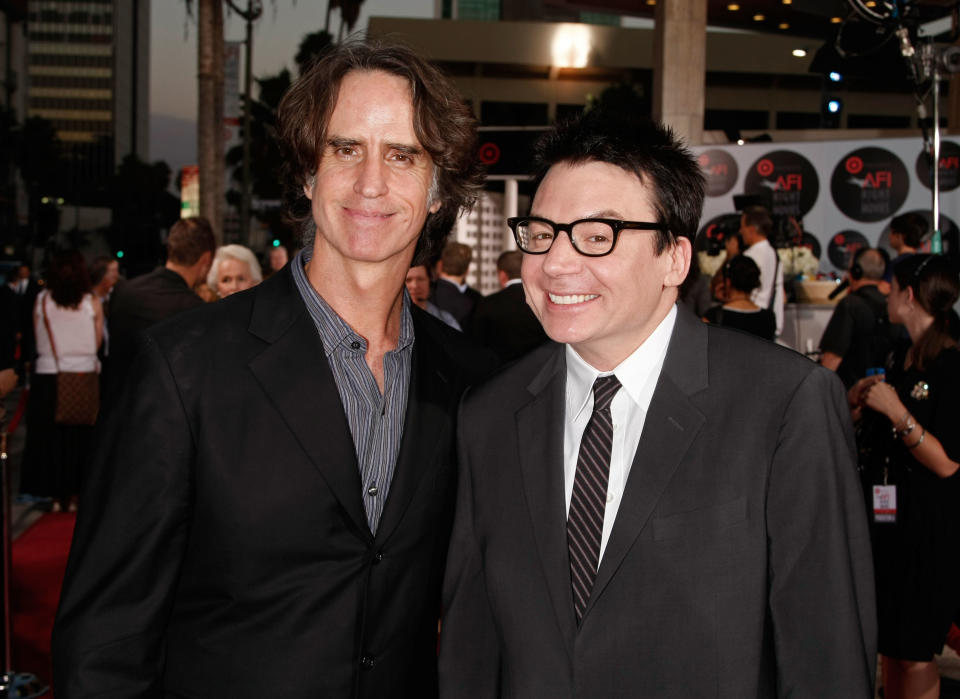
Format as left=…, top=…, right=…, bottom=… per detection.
left=864, top=171, right=893, bottom=188
left=940, top=156, right=960, bottom=170
left=710, top=163, right=728, bottom=176
left=776, top=174, right=802, bottom=190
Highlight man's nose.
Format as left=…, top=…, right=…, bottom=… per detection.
left=541, top=230, right=582, bottom=275
left=354, top=156, right=389, bottom=198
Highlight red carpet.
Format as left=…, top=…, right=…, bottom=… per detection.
left=11, top=512, right=76, bottom=694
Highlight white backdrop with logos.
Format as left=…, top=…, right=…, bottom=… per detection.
left=692, top=136, right=960, bottom=277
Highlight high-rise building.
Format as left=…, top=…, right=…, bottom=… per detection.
left=25, top=0, right=149, bottom=204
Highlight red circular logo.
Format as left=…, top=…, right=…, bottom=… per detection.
left=756, top=159, right=774, bottom=177
left=845, top=156, right=863, bottom=174
left=478, top=143, right=501, bottom=165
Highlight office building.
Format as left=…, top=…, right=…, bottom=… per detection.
left=25, top=0, right=149, bottom=204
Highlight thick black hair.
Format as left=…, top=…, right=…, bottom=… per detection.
left=530, top=109, right=705, bottom=255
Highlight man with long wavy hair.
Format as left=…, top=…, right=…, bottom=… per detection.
left=54, top=39, right=491, bottom=698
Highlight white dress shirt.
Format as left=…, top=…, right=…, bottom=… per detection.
left=744, top=238, right=784, bottom=337
left=563, top=304, right=677, bottom=565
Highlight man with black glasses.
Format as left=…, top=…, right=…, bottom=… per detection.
left=439, top=111, right=876, bottom=698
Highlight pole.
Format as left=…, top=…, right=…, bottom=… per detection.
left=224, top=0, right=262, bottom=247
left=241, top=2, right=254, bottom=246
left=931, top=63, right=943, bottom=253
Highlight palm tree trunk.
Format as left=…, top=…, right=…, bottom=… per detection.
left=197, top=0, right=224, bottom=242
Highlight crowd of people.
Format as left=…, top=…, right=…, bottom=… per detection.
left=0, top=36, right=955, bottom=699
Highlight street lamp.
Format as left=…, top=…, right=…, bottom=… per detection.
left=226, top=0, right=263, bottom=246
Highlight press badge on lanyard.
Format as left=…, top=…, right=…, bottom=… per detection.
left=873, top=485, right=897, bottom=523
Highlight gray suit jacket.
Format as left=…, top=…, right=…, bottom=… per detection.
left=439, top=308, right=876, bottom=698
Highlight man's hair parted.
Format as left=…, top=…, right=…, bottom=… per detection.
left=529, top=109, right=705, bottom=254
left=275, top=38, right=485, bottom=264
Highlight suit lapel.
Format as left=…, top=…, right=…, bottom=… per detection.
left=584, top=310, right=708, bottom=619
left=516, top=346, right=578, bottom=653
left=247, top=269, right=371, bottom=541
left=374, top=311, right=454, bottom=544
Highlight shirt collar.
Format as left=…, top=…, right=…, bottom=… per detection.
left=565, top=304, right=678, bottom=422
left=291, top=244, right=414, bottom=357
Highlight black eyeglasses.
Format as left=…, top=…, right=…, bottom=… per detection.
left=507, top=216, right=667, bottom=257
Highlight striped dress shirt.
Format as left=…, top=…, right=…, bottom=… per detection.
left=291, top=246, right=413, bottom=534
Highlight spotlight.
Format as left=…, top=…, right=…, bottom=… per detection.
left=829, top=71, right=843, bottom=82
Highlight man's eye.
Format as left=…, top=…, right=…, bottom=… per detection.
left=334, top=146, right=356, bottom=157
left=531, top=231, right=554, bottom=241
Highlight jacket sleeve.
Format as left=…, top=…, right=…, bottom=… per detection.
left=52, top=333, right=195, bottom=698
left=766, top=367, right=877, bottom=697
left=438, top=395, right=501, bottom=698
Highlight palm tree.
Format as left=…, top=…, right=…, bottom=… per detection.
left=326, top=0, right=364, bottom=41
left=195, top=0, right=225, bottom=242
left=184, top=1, right=354, bottom=243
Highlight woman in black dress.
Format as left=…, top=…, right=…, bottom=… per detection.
left=849, top=254, right=960, bottom=699
left=702, top=255, right=776, bottom=341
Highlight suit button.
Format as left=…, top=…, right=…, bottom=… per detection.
left=367, top=485, right=379, bottom=497
left=373, top=551, right=384, bottom=564
left=360, top=654, right=375, bottom=669
left=350, top=340, right=362, bottom=350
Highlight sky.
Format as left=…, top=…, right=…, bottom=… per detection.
left=149, top=0, right=436, bottom=176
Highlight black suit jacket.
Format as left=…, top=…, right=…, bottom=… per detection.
left=469, top=283, right=547, bottom=363
left=440, top=309, right=876, bottom=698
left=106, top=267, right=204, bottom=382
left=53, top=266, right=494, bottom=698
left=430, top=278, right=481, bottom=329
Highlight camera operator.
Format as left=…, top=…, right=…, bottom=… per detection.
left=740, top=205, right=785, bottom=339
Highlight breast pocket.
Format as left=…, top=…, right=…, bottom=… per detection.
left=652, top=496, right=748, bottom=542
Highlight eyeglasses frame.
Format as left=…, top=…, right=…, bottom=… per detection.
left=506, top=216, right=668, bottom=258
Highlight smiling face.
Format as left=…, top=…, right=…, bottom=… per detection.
left=303, top=70, right=440, bottom=275
left=521, top=161, right=690, bottom=370
left=215, top=258, right=255, bottom=298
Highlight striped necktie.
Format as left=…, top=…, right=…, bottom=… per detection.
left=567, top=374, right=621, bottom=624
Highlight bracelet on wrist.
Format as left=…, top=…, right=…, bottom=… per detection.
left=895, top=411, right=912, bottom=430
left=893, top=415, right=917, bottom=438
left=907, top=428, right=926, bottom=450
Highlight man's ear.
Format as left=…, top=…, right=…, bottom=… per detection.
left=428, top=199, right=442, bottom=215
left=303, top=175, right=316, bottom=201
left=198, top=250, right=213, bottom=271
left=663, top=237, right=692, bottom=288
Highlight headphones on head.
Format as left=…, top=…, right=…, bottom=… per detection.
left=849, top=247, right=867, bottom=280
